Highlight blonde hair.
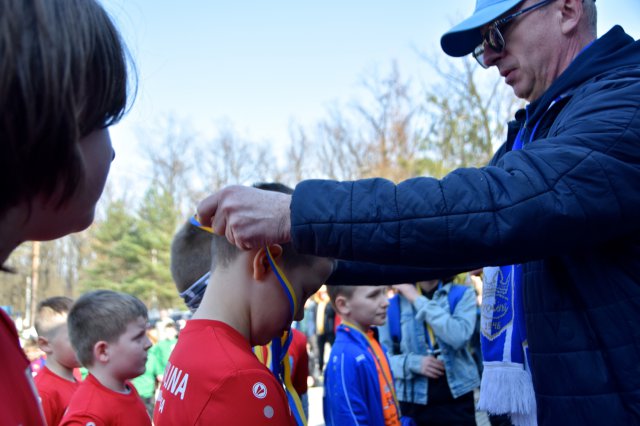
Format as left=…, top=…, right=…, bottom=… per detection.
left=34, top=296, right=73, bottom=338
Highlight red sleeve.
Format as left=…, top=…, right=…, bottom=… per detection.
left=0, top=310, right=45, bottom=426
left=59, top=413, right=105, bottom=426
left=196, top=370, right=294, bottom=425
left=289, top=330, right=309, bottom=395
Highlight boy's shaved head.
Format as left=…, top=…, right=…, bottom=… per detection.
left=170, top=221, right=214, bottom=293
left=34, top=296, right=74, bottom=338
left=170, top=182, right=307, bottom=296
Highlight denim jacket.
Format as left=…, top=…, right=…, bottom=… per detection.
left=378, top=283, right=480, bottom=404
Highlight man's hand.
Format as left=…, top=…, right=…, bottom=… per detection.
left=196, top=185, right=292, bottom=250
left=419, top=355, right=445, bottom=379
left=393, top=283, right=420, bottom=303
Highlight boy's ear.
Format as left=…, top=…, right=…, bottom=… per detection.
left=37, top=335, right=52, bottom=354
left=93, top=340, right=110, bottom=364
left=334, top=295, right=349, bottom=316
left=252, top=245, right=284, bottom=281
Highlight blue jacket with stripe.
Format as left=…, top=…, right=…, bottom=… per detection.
left=291, top=26, right=640, bottom=425
left=323, top=325, right=394, bottom=426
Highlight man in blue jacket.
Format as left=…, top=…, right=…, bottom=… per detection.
left=198, top=0, right=640, bottom=424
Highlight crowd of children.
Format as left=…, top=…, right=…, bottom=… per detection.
left=0, top=0, right=485, bottom=424
left=7, top=224, right=485, bottom=426
left=15, top=264, right=483, bottom=426
left=6, top=190, right=484, bottom=426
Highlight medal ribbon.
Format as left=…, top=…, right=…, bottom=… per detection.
left=340, top=321, right=401, bottom=418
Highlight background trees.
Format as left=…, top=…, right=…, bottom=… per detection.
left=1, top=55, right=520, bottom=321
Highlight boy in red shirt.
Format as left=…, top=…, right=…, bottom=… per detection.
left=60, top=290, right=152, bottom=425
left=153, top=184, right=333, bottom=425
left=34, top=297, right=81, bottom=426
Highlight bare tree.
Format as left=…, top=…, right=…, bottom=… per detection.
left=301, top=63, right=424, bottom=183
left=419, top=55, right=522, bottom=176
left=353, top=63, right=424, bottom=181
left=138, top=116, right=197, bottom=216
left=195, top=125, right=281, bottom=198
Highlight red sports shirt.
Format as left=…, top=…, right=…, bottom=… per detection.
left=35, top=366, right=79, bottom=426
left=60, top=373, right=151, bottom=425
left=288, top=328, right=309, bottom=396
left=0, top=309, right=45, bottom=426
left=153, top=319, right=295, bottom=425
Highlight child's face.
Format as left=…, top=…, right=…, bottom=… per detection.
left=342, top=286, right=390, bottom=330
left=47, top=319, right=80, bottom=369
left=29, top=129, right=114, bottom=240
left=107, top=316, right=152, bottom=381
left=253, top=257, right=333, bottom=345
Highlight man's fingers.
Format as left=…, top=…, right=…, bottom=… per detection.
left=196, top=193, right=221, bottom=232
left=196, top=184, right=292, bottom=250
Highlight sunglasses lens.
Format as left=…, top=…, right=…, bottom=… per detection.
left=472, top=44, right=488, bottom=69
left=488, top=27, right=505, bottom=52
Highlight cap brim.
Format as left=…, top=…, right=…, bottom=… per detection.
left=440, top=0, right=523, bottom=57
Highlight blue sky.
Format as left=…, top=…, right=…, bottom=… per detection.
left=101, top=0, right=640, bottom=189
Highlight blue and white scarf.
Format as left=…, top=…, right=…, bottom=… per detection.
left=478, top=265, right=536, bottom=426
left=477, top=124, right=537, bottom=426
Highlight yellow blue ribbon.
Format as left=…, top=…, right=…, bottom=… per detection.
left=254, top=331, right=307, bottom=425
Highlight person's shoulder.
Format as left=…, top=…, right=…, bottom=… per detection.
left=65, top=377, right=148, bottom=426
left=35, top=367, right=78, bottom=395
left=176, top=320, right=254, bottom=363
left=61, top=381, right=104, bottom=426
left=178, top=319, right=247, bottom=345
left=59, top=413, right=102, bottom=426
left=201, top=368, right=291, bottom=423
left=162, top=321, right=262, bottom=395
left=64, top=376, right=99, bottom=411
left=33, top=367, right=50, bottom=386
left=154, top=349, right=274, bottom=425
left=330, top=329, right=370, bottom=360
left=223, top=365, right=282, bottom=387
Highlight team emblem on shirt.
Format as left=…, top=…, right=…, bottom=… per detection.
left=252, top=382, right=267, bottom=399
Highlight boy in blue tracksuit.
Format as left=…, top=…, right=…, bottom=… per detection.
left=323, top=286, right=400, bottom=426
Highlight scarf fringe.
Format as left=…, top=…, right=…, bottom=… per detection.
left=478, top=362, right=537, bottom=426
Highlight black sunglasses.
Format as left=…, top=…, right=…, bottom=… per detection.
left=473, top=0, right=555, bottom=68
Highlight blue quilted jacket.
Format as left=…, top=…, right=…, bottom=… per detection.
left=291, top=26, right=640, bottom=425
